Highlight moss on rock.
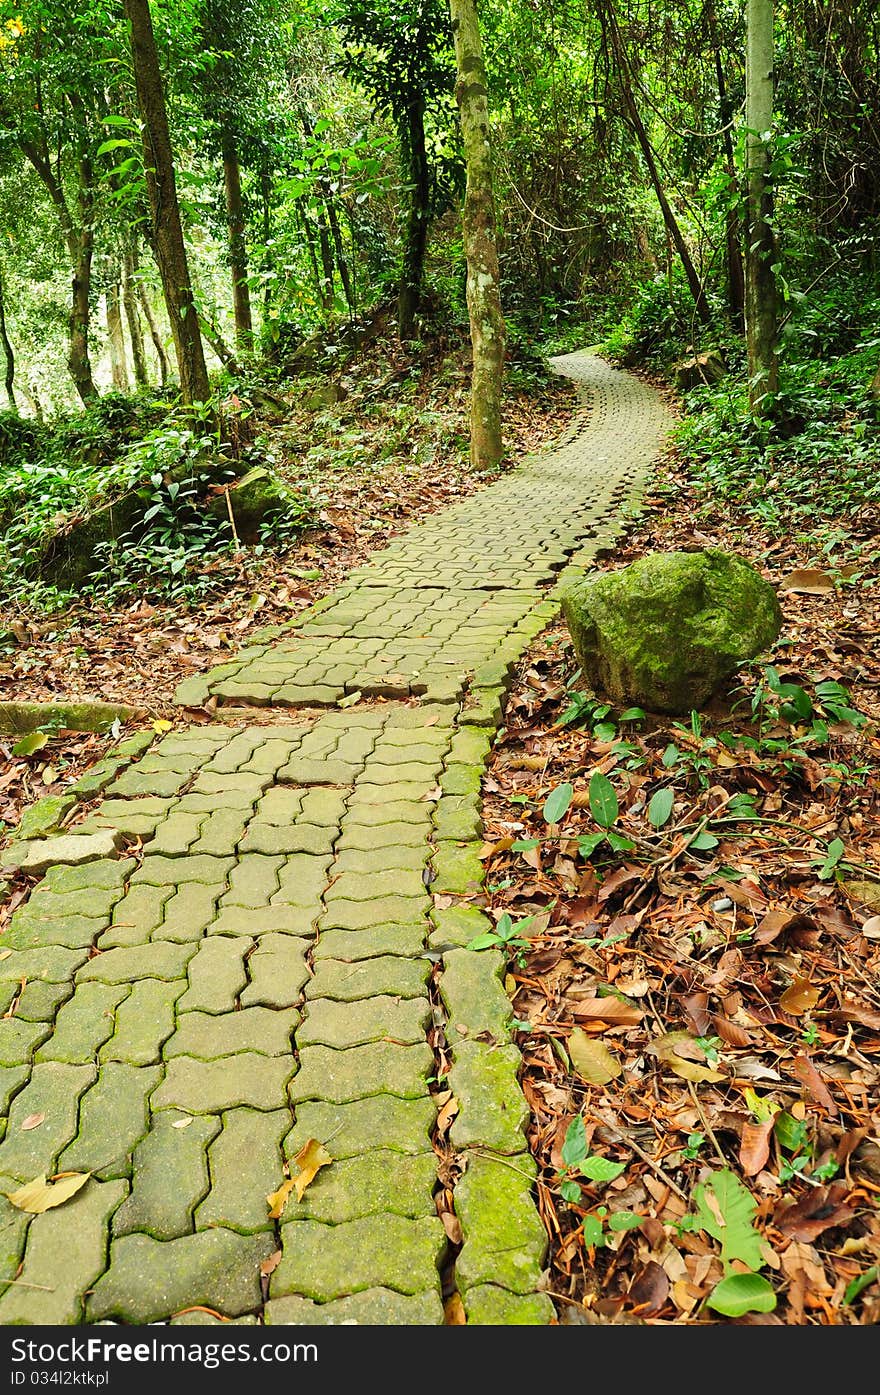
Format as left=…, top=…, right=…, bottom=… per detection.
left=561, top=548, right=782, bottom=715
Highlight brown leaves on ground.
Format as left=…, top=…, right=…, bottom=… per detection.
left=6, top=1172, right=91, bottom=1213
left=478, top=452, right=880, bottom=1325
left=267, top=1138, right=333, bottom=1218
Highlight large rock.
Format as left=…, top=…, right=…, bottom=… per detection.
left=561, top=549, right=782, bottom=714
left=207, top=466, right=302, bottom=544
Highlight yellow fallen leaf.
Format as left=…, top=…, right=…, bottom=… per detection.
left=779, top=978, right=820, bottom=1016
left=291, top=1137, right=332, bottom=1201
left=152, top=719, right=173, bottom=733
left=6, top=1172, right=90, bottom=1213
left=266, top=1177, right=296, bottom=1220
left=568, top=1028, right=621, bottom=1085
left=647, top=1031, right=725, bottom=1084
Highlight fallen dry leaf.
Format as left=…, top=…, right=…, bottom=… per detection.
left=291, top=1137, right=333, bottom=1202
left=778, top=568, right=835, bottom=594
left=20, top=1114, right=45, bottom=1132
left=779, top=978, right=820, bottom=1015
left=739, top=1118, right=775, bottom=1177
left=6, top=1172, right=91, bottom=1213
left=568, top=1028, right=622, bottom=1085
left=570, top=996, right=643, bottom=1027
left=259, top=1250, right=283, bottom=1278
left=647, top=1032, right=726, bottom=1084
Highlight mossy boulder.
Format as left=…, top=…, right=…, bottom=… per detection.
left=207, top=466, right=299, bottom=544
left=0, top=701, right=139, bottom=735
left=561, top=549, right=782, bottom=715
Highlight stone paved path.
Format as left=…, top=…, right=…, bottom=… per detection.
left=0, top=354, right=671, bottom=1326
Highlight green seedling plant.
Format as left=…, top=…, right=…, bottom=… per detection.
left=466, top=911, right=534, bottom=968
left=688, top=1169, right=778, bottom=1317
left=557, top=1118, right=643, bottom=1249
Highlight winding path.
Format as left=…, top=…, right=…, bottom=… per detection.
left=0, top=354, right=671, bottom=1325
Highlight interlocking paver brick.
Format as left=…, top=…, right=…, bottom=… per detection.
left=333, top=845, right=427, bottom=876
left=100, top=979, right=186, bottom=1064
left=101, top=884, right=171, bottom=948
left=0, top=1180, right=127, bottom=1324
left=454, top=1152, right=547, bottom=1295
left=146, top=810, right=205, bottom=855
left=271, top=1215, right=445, bottom=1302
left=432, top=841, right=485, bottom=895
left=463, top=1285, right=556, bottom=1324
left=114, top=1113, right=219, bottom=1239
left=156, top=881, right=224, bottom=942
left=189, top=807, right=251, bottom=856
left=439, top=947, right=512, bottom=1041
left=0, top=1019, right=52, bottom=1067
left=191, top=772, right=270, bottom=800
left=195, top=1107, right=288, bottom=1233
left=429, top=903, right=494, bottom=948
left=272, top=854, right=332, bottom=907
left=265, top=1289, right=443, bottom=1325
left=78, top=941, right=197, bottom=985
left=166, top=1007, right=299, bottom=1058
left=305, top=955, right=430, bottom=1002
left=448, top=1043, right=530, bottom=1154
left=14, top=980, right=74, bottom=1022
left=44, top=860, right=133, bottom=894
left=5, top=911, right=104, bottom=951
left=320, top=895, right=429, bottom=931
left=0, top=1062, right=95, bottom=1179
left=36, top=983, right=128, bottom=1063
left=338, top=820, right=427, bottom=851
left=177, top=936, right=252, bottom=1013
left=433, top=793, right=482, bottom=840
left=152, top=1054, right=294, bottom=1113
left=60, top=1063, right=162, bottom=1179
left=0, top=946, right=89, bottom=984
left=223, top=854, right=283, bottom=906
left=87, top=1228, right=275, bottom=1322
left=324, top=868, right=427, bottom=902
left=293, top=1149, right=437, bottom=1224
left=133, top=854, right=234, bottom=887
left=298, top=995, right=429, bottom=1049
left=240, top=934, right=311, bottom=1007
left=289, top=1042, right=432, bottom=1104
left=211, top=906, right=312, bottom=937
left=314, top=923, right=428, bottom=961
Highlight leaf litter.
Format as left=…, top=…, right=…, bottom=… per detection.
left=475, top=444, right=880, bottom=1325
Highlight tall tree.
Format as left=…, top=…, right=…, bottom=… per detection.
left=745, top=0, right=778, bottom=411
left=0, top=255, right=15, bottom=409
left=124, top=0, right=210, bottom=405
left=449, top=0, right=505, bottom=468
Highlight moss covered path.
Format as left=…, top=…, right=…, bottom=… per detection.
left=0, top=354, right=671, bottom=1325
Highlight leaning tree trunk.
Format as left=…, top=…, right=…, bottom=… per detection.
left=68, top=223, right=97, bottom=404
left=745, top=0, right=779, bottom=413
left=398, top=91, right=430, bottom=340
left=124, top=0, right=209, bottom=406
left=136, top=278, right=169, bottom=386
left=106, top=281, right=130, bottom=390
left=449, top=0, right=505, bottom=470
left=221, top=130, right=254, bottom=351
left=122, top=248, right=149, bottom=387
left=0, top=259, right=16, bottom=410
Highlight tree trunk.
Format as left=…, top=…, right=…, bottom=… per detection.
left=745, top=0, right=779, bottom=412
left=122, top=248, right=149, bottom=387
left=449, top=0, right=506, bottom=470
left=398, top=91, right=430, bottom=340
left=871, top=361, right=880, bottom=397
left=67, top=223, right=97, bottom=404
left=106, top=281, right=130, bottom=390
left=710, top=15, right=746, bottom=331
left=198, top=313, right=241, bottom=374
left=136, top=280, right=169, bottom=386
left=604, top=4, right=712, bottom=326
left=221, top=130, right=254, bottom=351
left=0, top=259, right=16, bottom=410
left=124, top=0, right=209, bottom=406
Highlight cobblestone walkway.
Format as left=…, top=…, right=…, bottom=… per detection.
left=0, top=354, right=671, bottom=1325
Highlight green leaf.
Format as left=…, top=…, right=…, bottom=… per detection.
left=619, top=708, right=646, bottom=721
left=581, top=1214, right=606, bottom=1248
left=96, top=137, right=133, bottom=156
left=559, top=1179, right=582, bottom=1204
left=818, top=837, right=845, bottom=880
left=844, top=1266, right=878, bottom=1305
left=693, top=1169, right=765, bottom=1273
left=465, top=933, right=500, bottom=952
left=577, top=831, right=606, bottom=859
left=589, top=771, right=618, bottom=828
left=774, top=1111, right=808, bottom=1153
left=690, top=831, right=719, bottom=851
left=608, top=1211, right=643, bottom=1232
left=662, top=743, right=680, bottom=768
left=706, top=1273, right=777, bottom=1317
left=561, top=1115, right=587, bottom=1168
left=647, top=787, right=674, bottom=828
left=511, top=838, right=541, bottom=851
left=580, top=1155, right=626, bottom=1182
left=12, top=732, right=48, bottom=757
left=543, top=782, right=574, bottom=824
left=593, top=722, right=617, bottom=741
left=606, top=830, right=636, bottom=852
